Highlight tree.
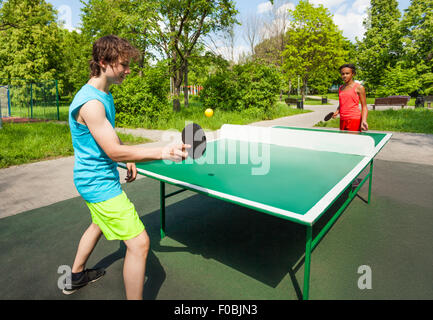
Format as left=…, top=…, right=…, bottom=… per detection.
left=254, top=0, right=291, bottom=99
left=242, top=11, right=262, bottom=58
left=59, top=29, right=92, bottom=96
left=376, top=62, right=420, bottom=97
left=0, top=0, right=65, bottom=90
left=400, top=0, right=433, bottom=95
left=80, top=0, right=160, bottom=70
left=156, top=0, right=238, bottom=111
left=282, top=0, right=347, bottom=101
left=356, top=0, right=402, bottom=92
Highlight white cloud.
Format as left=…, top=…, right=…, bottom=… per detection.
left=257, top=2, right=273, bottom=14
left=331, top=0, right=370, bottom=41
left=310, top=0, right=346, bottom=8
left=336, top=4, right=348, bottom=14
left=352, top=0, right=370, bottom=14
left=276, top=2, right=295, bottom=15
left=333, top=11, right=367, bottom=41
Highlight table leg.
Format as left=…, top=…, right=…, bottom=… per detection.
left=160, top=181, right=166, bottom=239
left=303, top=226, right=313, bottom=300
left=368, top=160, right=374, bottom=204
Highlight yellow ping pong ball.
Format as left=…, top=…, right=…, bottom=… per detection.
left=205, top=108, right=213, bottom=117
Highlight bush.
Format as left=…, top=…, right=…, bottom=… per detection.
left=200, top=61, right=282, bottom=114
left=376, top=63, right=420, bottom=97
left=111, top=65, right=171, bottom=126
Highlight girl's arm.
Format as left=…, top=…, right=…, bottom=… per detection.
left=332, top=105, right=340, bottom=118
left=358, top=85, right=368, bottom=131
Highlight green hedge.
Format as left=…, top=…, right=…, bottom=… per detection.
left=200, top=61, right=282, bottom=114
left=111, top=65, right=171, bottom=126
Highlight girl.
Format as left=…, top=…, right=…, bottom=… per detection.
left=333, top=64, right=368, bottom=132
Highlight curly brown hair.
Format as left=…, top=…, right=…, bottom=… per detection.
left=89, top=35, right=140, bottom=77
left=339, top=63, right=356, bottom=75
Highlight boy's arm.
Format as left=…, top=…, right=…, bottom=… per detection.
left=78, top=100, right=188, bottom=162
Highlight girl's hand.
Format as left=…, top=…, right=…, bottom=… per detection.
left=361, top=120, right=368, bottom=131
left=332, top=110, right=339, bottom=118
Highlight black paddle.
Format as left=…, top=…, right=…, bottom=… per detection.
left=181, top=123, right=207, bottom=159
left=324, top=112, right=335, bottom=121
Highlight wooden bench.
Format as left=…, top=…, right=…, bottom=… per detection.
left=285, top=97, right=303, bottom=109
left=371, top=96, right=410, bottom=110
left=425, top=96, right=433, bottom=108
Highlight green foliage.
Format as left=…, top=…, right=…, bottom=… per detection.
left=0, top=0, right=65, bottom=87
left=80, top=0, right=160, bottom=64
left=356, top=0, right=433, bottom=96
left=59, top=29, right=91, bottom=97
left=187, top=52, right=230, bottom=85
left=400, top=0, right=433, bottom=66
left=200, top=61, right=282, bottom=114
left=111, top=65, right=171, bottom=126
left=399, top=0, right=433, bottom=95
left=356, top=0, right=402, bottom=91
left=200, top=70, right=239, bottom=111
left=376, top=63, right=420, bottom=97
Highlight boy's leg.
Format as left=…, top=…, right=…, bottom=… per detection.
left=71, top=223, right=103, bottom=273
left=123, top=230, right=150, bottom=300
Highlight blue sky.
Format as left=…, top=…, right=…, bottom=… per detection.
left=48, top=0, right=411, bottom=60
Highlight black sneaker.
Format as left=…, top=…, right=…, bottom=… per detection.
left=62, top=268, right=106, bottom=295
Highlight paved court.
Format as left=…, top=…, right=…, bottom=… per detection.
left=0, top=100, right=432, bottom=300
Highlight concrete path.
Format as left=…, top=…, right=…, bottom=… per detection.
left=1, top=99, right=432, bottom=219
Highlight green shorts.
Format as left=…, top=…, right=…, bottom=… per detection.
left=86, top=191, right=145, bottom=241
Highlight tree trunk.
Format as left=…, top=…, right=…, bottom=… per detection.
left=302, top=78, right=307, bottom=102
left=172, top=67, right=184, bottom=112
left=183, top=59, right=189, bottom=108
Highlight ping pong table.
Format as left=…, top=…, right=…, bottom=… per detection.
left=119, top=125, right=392, bottom=300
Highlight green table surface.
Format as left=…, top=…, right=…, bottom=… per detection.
left=132, top=139, right=366, bottom=222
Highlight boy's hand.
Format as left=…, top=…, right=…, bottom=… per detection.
left=162, top=144, right=190, bottom=162
left=125, top=162, right=137, bottom=182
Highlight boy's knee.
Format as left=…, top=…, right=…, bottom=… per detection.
left=126, top=231, right=150, bottom=256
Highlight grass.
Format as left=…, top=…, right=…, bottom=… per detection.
left=315, top=108, right=433, bottom=134
left=0, top=122, right=151, bottom=169
left=119, top=96, right=310, bottom=131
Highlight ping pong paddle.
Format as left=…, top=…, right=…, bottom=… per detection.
left=324, top=112, right=334, bottom=121
left=181, top=123, right=207, bottom=159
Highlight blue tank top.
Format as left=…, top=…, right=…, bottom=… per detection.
left=68, top=84, right=122, bottom=203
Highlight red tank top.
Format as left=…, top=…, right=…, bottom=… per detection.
left=339, top=83, right=361, bottom=120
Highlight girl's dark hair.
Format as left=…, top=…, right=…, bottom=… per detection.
left=339, top=64, right=356, bottom=75
left=89, top=35, right=140, bottom=77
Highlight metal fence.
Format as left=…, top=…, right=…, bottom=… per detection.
left=0, top=79, right=59, bottom=121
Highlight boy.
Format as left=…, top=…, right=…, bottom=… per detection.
left=332, top=64, right=368, bottom=132
left=64, top=35, right=189, bottom=299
